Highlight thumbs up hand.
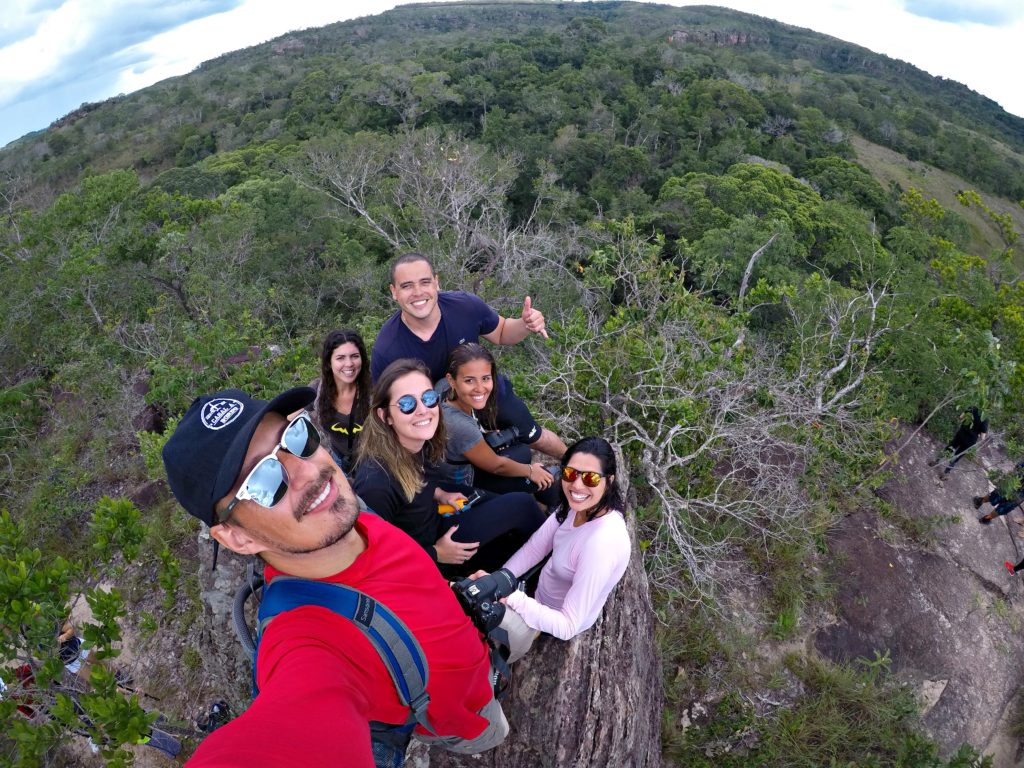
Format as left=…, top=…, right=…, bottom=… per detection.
left=521, top=296, right=549, bottom=339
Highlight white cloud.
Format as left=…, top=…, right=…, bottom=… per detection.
left=0, top=0, right=98, bottom=102
left=905, top=0, right=1024, bottom=25
left=110, top=0, right=394, bottom=96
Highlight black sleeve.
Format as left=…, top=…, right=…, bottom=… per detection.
left=352, top=461, right=441, bottom=562
left=352, top=461, right=401, bottom=523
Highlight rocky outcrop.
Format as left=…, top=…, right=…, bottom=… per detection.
left=668, top=29, right=769, bottom=47
left=194, top=532, right=257, bottom=707
left=815, top=427, right=1024, bottom=764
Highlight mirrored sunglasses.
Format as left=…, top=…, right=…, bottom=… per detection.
left=219, top=413, right=321, bottom=523
left=392, top=389, right=440, bottom=415
left=561, top=466, right=604, bottom=488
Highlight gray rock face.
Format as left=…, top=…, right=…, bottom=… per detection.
left=195, top=530, right=256, bottom=704
left=815, top=427, right=1024, bottom=761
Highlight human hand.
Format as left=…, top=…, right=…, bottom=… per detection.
left=436, top=526, right=480, bottom=565
left=530, top=462, right=554, bottom=489
left=468, top=570, right=489, bottom=581
left=521, top=296, right=548, bottom=339
left=436, top=489, right=468, bottom=507
left=58, top=621, right=76, bottom=643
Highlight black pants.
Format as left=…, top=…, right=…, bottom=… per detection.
left=472, top=441, right=560, bottom=508
left=988, top=490, right=1022, bottom=517
left=438, top=487, right=545, bottom=575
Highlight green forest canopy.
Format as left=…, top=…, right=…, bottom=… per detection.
left=1, top=2, right=1022, bottom=765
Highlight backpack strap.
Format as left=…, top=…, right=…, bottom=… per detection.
left=255, top=576, right=434, bottom=734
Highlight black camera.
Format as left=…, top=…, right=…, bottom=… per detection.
left=451, top=568, right=518, bottom=634
left=483, top=426, right=519, bottom=452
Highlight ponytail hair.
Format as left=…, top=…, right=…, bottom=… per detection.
left=445, top=343, right=499, bottom=430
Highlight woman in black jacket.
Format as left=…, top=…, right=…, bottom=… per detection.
left=352, top=358, right=544, bottom=576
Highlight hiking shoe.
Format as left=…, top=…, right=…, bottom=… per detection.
left=979, top=514, right=994, bottom=524
left=1006, top=561, right=1017, bottom=574
left=973, top=496, right=984, bottom=509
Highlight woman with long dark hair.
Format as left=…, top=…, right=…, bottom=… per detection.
left=437, top=344, right=557, bottom=506
left=352, top=358, right=545, bottom=575
left=476, top=437, right=631, bottom=660
left=309, top=329, right=370, bottom=474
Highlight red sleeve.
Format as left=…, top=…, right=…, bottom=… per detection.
left=185, top=621, right=374, bottom=767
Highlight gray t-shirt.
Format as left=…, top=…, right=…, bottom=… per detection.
left=438, top=401, right=484, bottom=487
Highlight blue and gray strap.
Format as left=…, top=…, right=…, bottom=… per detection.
left=255, top=576, right=434, bottom=734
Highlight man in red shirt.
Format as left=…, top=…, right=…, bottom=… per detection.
left=162, top=387, right=506, bottom=766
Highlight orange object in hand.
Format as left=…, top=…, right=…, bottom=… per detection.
left=438, top=498, right=467, bottom=517
left=438, top=491, right=483, bottom=517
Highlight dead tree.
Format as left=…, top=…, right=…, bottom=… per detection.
left=296, top=128, right=582, bottom=299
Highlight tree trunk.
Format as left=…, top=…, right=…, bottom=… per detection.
left=423, top=515, right=663, bottom=768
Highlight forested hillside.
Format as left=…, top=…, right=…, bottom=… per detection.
left=2, top=2, right=1023, bottom=765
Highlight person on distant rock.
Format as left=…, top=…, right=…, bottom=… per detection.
left=162, top=385, right=508, bottom=766
left=370, top=251, right=566, bottom=459
left=930, top=406, right=988, bottom=479
left=58, top=620, right=92, bottom=680
left=470, top=437, right=632, bottom=662
left=352, top=357, right=545, bottom=577
left=976, top=461, right=1024, bottom=524
left=308, top=329, right=370, bottom=475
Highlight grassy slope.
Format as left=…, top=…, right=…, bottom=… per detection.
left=850, top=134, right=1024, bottom=255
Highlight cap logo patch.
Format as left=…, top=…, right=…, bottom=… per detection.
left=201, top=398, right=244, bottom=430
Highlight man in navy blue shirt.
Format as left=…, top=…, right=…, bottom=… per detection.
left=371, top=252, right=566, bottom=458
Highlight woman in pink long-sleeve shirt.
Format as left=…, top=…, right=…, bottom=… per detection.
left=497, top=437, right=631, bottom=658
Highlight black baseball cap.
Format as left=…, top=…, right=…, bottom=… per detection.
left=162, top=387, right=316, bottom=526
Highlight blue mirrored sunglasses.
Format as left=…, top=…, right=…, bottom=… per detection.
left=218, top=413, right=320, bottom=523
left=392, top=389, right=440, bottom=414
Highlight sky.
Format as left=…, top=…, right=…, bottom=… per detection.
left=1, top=0, right=1022, bottom=149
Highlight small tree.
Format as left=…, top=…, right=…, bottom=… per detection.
left=0, top=501, right=160, bottom=767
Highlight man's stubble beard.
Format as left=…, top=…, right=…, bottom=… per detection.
left=242, top=466, right=361, bottom=555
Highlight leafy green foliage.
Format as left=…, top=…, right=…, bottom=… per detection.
left=0, top=501, right=176, bottom=765
left=138, top=415, right=178, bottom=481
left=0, top=510, right=72, bottom=657
left=0, top=4, right=1022, bottom=764
left=157, top=546, right=181, bottom=612
left=91, top=497, right=145, bottom=569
